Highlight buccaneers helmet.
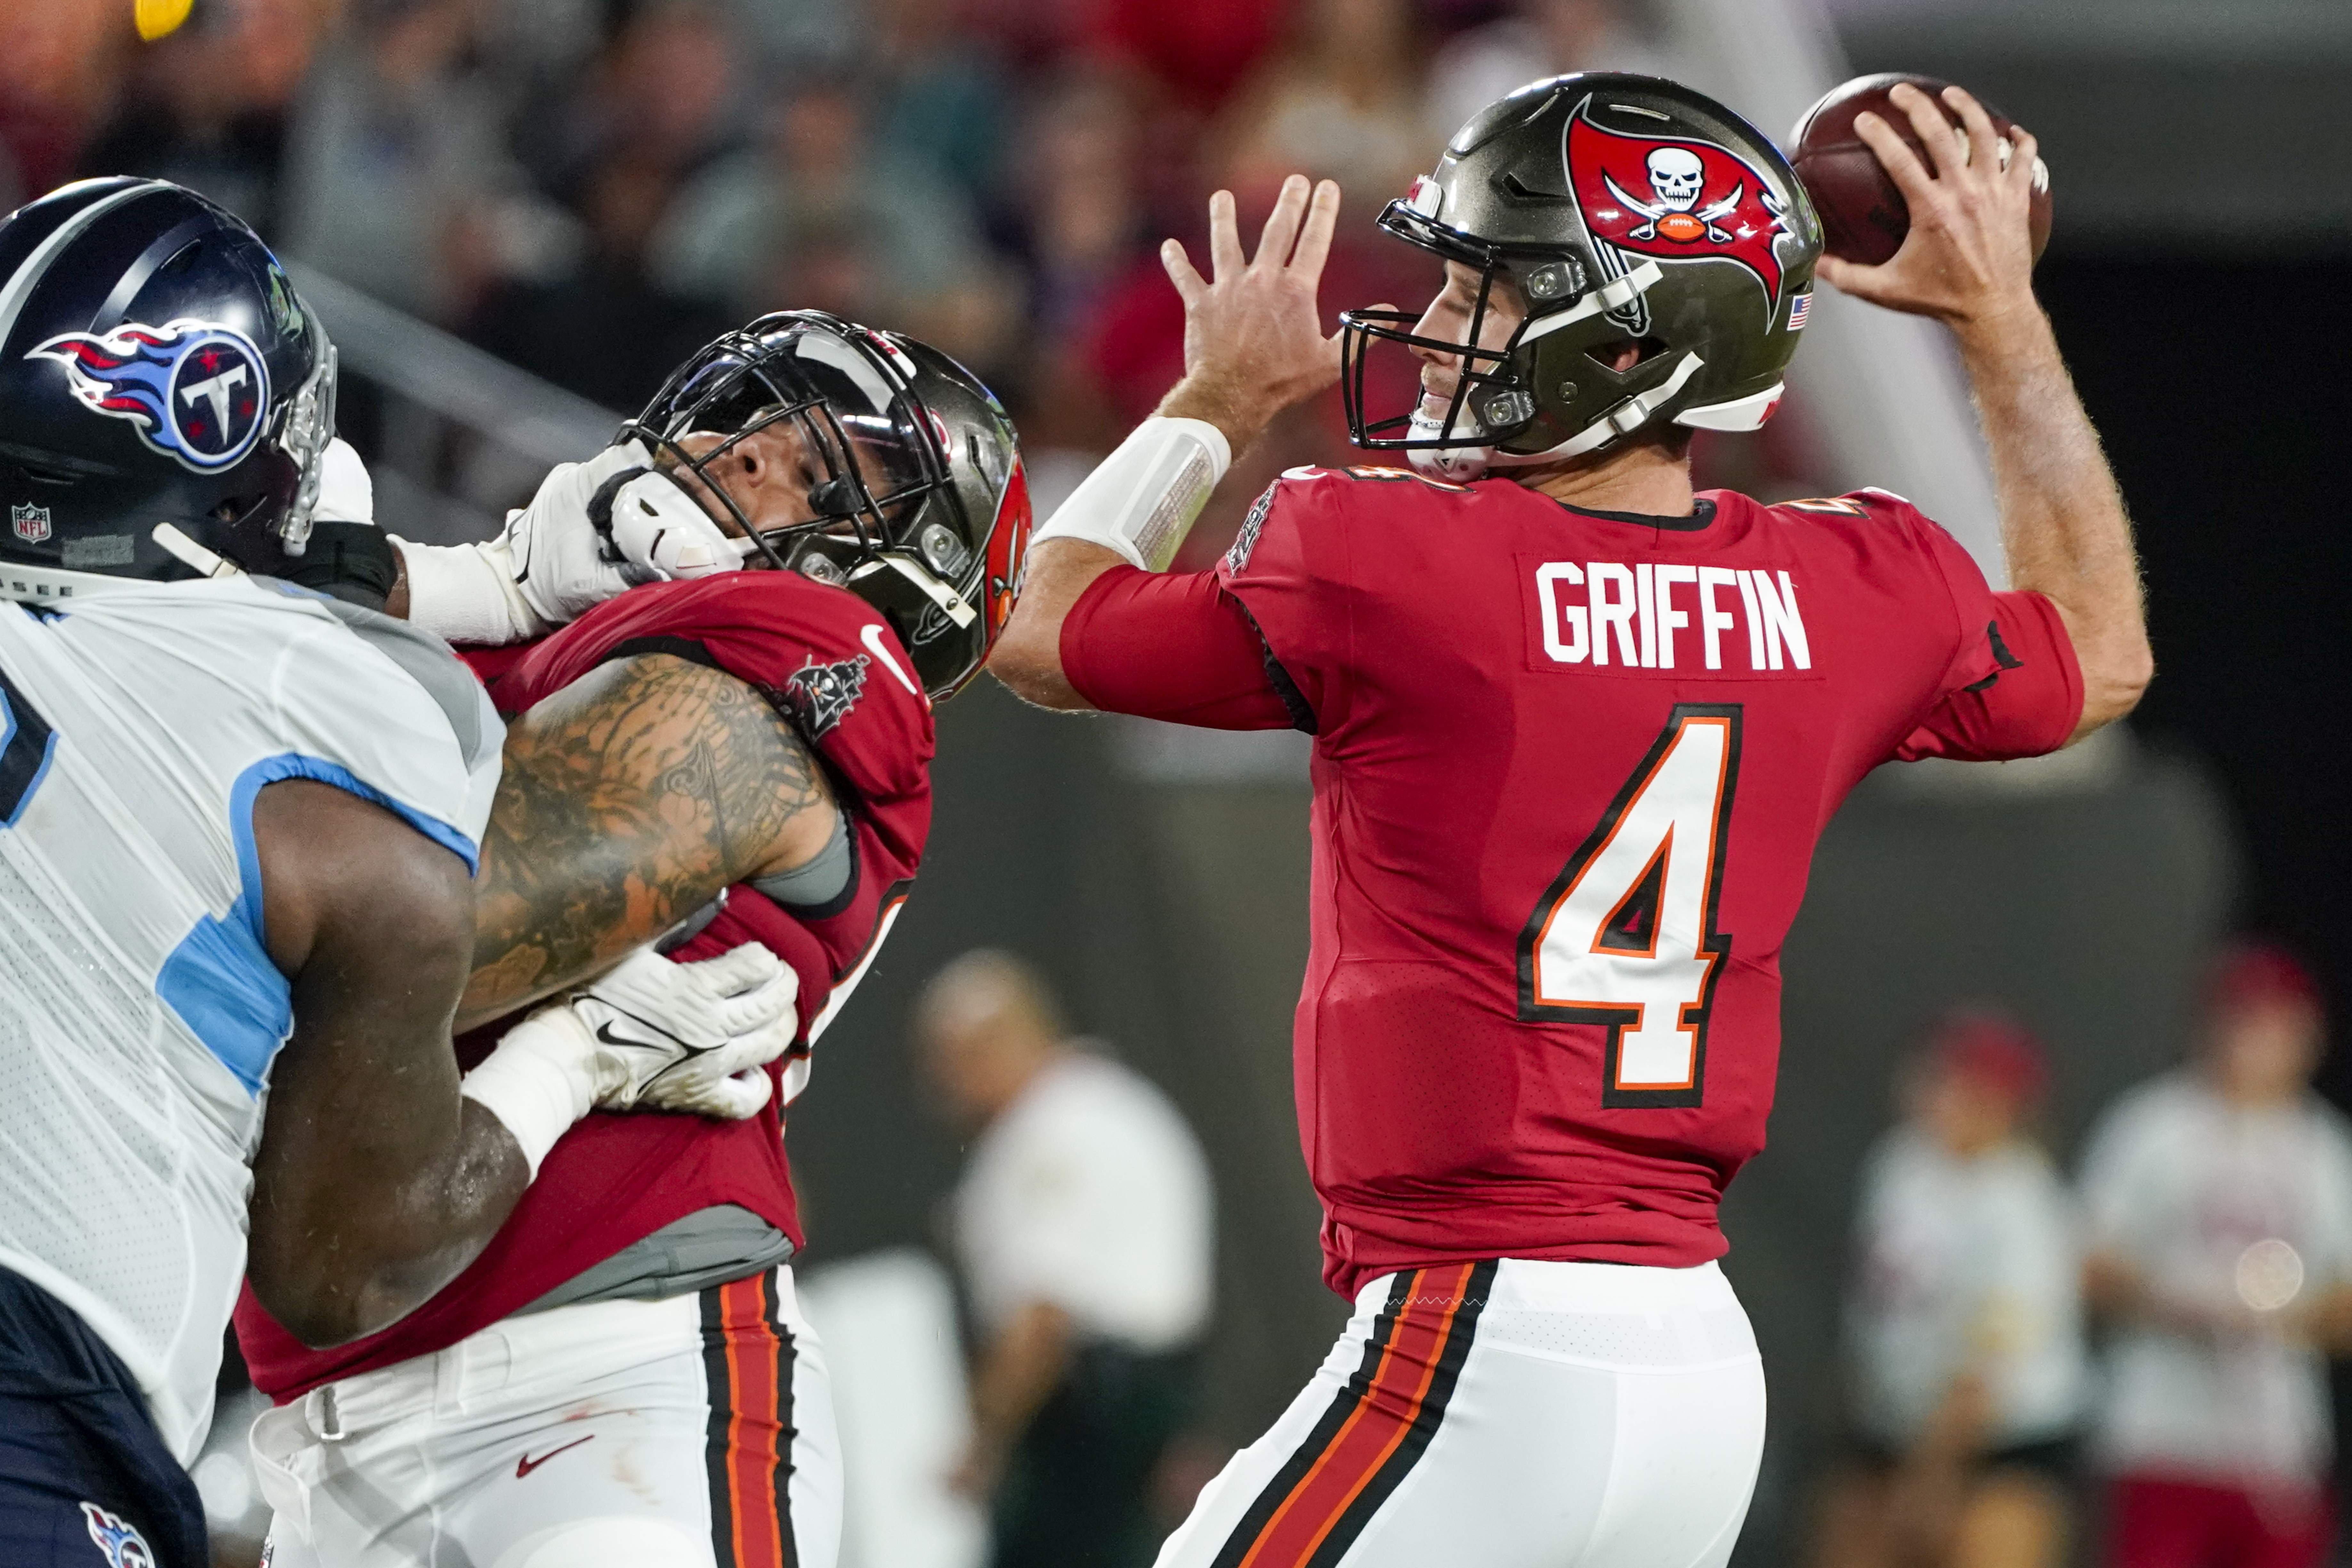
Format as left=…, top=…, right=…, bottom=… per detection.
left=0, top=178, right=341, bottom=600
left=626, top=311, right=1030, bottom=700
left=1340, top=74, right=1823, bottom=478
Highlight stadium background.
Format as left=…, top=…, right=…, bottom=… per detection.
left=3, top=0, right=2346, bottom=1562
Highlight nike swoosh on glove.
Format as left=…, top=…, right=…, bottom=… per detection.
left=460, top=943, right=798, bottom=1176
left=566, top=943, right=800, bottom=1118
left=508, top=441, right=742, bottom=627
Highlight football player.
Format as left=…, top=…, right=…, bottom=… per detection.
left=232, top=311, right=1031, bottom=1568
left=0, top=180, right=796, bottom=1568
left=990, top=78, right=2149, bottom=1567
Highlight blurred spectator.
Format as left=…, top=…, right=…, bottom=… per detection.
left=653, top=79, right=1008, bottom=365
left=77, top=0, right=326, bottom=230
left=277, top=0, right=511, bottom=320
left=0, top=0, right=133, bottom=203
left=870, top=0, right=1010, bottom=201
left=999, top=72, right=1150, bottom=344
left=1811, top=1011, right=2085, bottom=1568
left=543, top=0, right=747, bottom=198
left=919, top=950, right=1212, bottom=1568
left=467, top=148, right=730, bottom=414
left=1086, top=0, right=1289, bottom=116
left=1214, top=0, right=1436, bottom=217
left=1426, top=0, right=1677, bottom=140
left=2080, top=942, right=2352, bottom=1568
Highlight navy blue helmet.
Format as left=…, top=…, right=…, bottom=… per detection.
left=0, top=178, right=339, bottom=601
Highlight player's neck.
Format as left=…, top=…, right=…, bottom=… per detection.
left=1516, top=441, right=1696, bottom=520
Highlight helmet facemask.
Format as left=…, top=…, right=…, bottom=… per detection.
left=1337, top=202, right=1533, bottom=481
left=627, top=329, right=947, bottom=583
left=626, top=312, right=1026, bottom=699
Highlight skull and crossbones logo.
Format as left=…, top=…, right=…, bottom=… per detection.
left=1606, top=147, right=1745, bottom=244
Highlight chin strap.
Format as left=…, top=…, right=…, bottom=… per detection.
left=1489, top=351, right=1708, bottom=468
left=151, top=523, right=242, bottom=579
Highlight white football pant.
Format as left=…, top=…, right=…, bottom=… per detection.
left=1155, top=1258, right=1765, bottom=1568
left=248, top=1266, right=838, bottom=1568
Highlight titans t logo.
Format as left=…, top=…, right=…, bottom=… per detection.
left=29, top=318, right=271, bottom=473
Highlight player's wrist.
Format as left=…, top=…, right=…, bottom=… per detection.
left=1028, top=415, right=1232, bottom=572
left=1946, top=289, right=2050, bottom=356
left=390, top=535, right=550, bottom=645
left=1157, top=376, right=1267, bottom=456
left=460, top=1003, right=603, bottom=1178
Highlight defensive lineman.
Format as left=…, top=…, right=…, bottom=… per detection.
left=993, top=77, right=2149, bottom=1566
left=0, top=181, right=794, bottom=1568
left=234, top=312, right=1032, bottom=1568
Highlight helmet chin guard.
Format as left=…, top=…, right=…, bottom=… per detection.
left=1340, top=74, right=1821, bottom=474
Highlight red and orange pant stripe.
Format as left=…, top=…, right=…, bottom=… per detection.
left=700, top=1271, right=801, bottom=1568
left=1210, top=1259, right=1498, bottom=1568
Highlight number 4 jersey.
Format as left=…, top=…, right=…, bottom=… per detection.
left=1059, top=468, right=2083, bottom=1296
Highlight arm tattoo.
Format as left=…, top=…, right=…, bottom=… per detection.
left=459, top=653, right=831, bottom=1027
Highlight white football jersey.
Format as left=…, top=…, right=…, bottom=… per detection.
left=0, top=574, right=498, bottom=1462
left=1845, top=1127, right=2086, bottom=1449
left=2080, top=1071, right=2352, bottom=1484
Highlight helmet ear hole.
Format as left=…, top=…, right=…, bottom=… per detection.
left=1584, top=336, right=1671, bottom=373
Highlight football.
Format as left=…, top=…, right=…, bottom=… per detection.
left=1789, top=73, right=2052, bottom=267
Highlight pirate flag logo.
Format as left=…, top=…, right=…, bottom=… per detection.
left=777, top=653, right=870, bottom=739
left=1566, top=100, right=1798, bottom=312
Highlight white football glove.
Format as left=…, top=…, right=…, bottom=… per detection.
left=460, top=943, right=799, bottom=1176
left=392, top=441, right=741, bottom=645
left=506, top=440, right=744, bottom=625
left=567, top=942, right=798, bottom=1116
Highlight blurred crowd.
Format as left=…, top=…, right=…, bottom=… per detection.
left=1819, top=944, right=2352, bottom=1568
left=0, top=0, right=1821, bottom=559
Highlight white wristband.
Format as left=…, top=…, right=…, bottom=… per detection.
left=393, top=534, right=548, bottom=646
left=459, top=1005, right=599, bottom=1178
left=1029, top=416, right=1232, bottom=572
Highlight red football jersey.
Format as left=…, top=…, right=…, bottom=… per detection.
left=1062, top=469, right=2082, bottom=1296
left=236, top=573, right=933, bottom=1401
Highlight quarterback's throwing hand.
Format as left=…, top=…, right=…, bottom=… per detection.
left=1158, top=174, right=1346, bottom=451
left=1814, top=82, right=2040, bottom=329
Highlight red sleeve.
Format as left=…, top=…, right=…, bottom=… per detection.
left=1060, top=564, right=1298, bottom=730
left=1886, top=502, right=2085, bottom=761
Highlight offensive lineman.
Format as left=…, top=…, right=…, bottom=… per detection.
left=991, top=77, right=2149, bottom=1567
left=232, top=311, right=1032, bottom=1568
left=0, top=181, right=796, bottom=1568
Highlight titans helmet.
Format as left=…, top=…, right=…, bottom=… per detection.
left=1340, top=75, right=1823, bottom=479
left=0, top=178, right=339, bottom=601
left=626, top=311, right=1031, bottom=700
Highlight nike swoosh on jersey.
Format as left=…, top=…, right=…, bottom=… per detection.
left=515, top=1435, right=593, bottom=1478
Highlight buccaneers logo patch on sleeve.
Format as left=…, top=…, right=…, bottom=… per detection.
left=776, top=654, right=870, bottom=739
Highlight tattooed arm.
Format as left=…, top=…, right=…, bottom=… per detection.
left=456, top=654, right=836, bottom=1031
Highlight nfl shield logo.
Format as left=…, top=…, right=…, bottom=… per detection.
left=11, top=502, right=51, bottom=544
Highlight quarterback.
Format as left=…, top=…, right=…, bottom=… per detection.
left=993, top=77, right=2148, bottom=1567
left=233, top=311, right=1032, bottom=1568
left=0, top=181, right=794, bottom=1568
